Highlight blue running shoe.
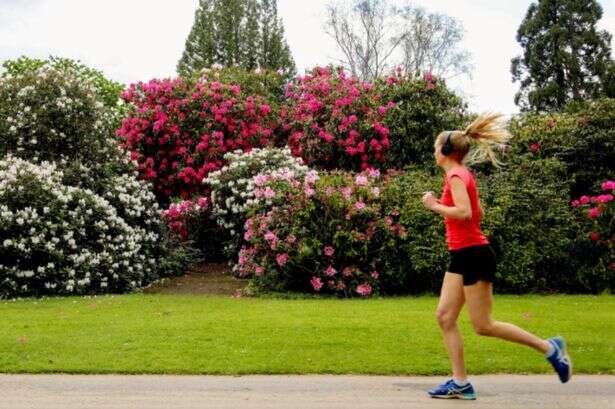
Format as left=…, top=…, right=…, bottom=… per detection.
left=427, top=379, right=477, bottom=400
left=546, top=336, right=572, bottom=383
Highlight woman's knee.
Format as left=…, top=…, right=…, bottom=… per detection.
left=472, top=320, right=495, bottom=336
left=436, top=308, right=457, bottom=330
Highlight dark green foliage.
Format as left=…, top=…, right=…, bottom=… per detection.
left=511, top=0, right=614, bottom=112
left=509, top=98, right=615, bottom=197
left=381, top=75, right=468, bottom=171
left=177, top=0, right=296, bottom=78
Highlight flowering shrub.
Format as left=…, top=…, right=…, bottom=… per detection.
left=194, top=65, right=286, bottom=108
left=0, top=66, right=119, bottom=165
left=572, top=180, right=615, bottom=278
left=509, top=98, right=615, bottom=197
left=204, top=147, right=310, bottom=262
left=0, top=155, right=169, bottom=298
left=1, top=56, right=125, bottom=112
left=281, top=66, right=395, bottom=171
left=379, top=71, right=468, bottom=170
left=117, top=74, right=281, bottom=205
left=239, top=168, right=406, bottom=297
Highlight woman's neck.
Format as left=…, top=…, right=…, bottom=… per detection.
left=441, top=159, right=463, bottom=172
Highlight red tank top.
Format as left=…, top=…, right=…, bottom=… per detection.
left=440, top=166, right=489, bottom=251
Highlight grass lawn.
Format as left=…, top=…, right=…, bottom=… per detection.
left=1, top=293, right=613, bottom=375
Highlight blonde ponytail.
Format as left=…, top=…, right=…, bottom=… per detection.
left=463, top=112, right=511, bottom=167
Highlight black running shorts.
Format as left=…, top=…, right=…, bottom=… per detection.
left=448, top=244, right=497, bottom=286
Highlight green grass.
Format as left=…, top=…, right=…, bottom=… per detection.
left=1, top=293, right=614, bottom=375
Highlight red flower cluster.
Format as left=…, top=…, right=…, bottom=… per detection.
left=571, top=181, right=614, bottom=266
left=117, top=77, right=279, bottom=201
left=161, top=197, right=210, bottom=240
left=282, top=66, right=395, bottom=171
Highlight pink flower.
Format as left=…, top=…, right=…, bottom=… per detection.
left=426, top=82, right=435, bottom=90
left=311, top=276, right=323, bottom=291
left=355, top=201, right=366, bottom=210
left=571, top=200, right=581, bottom=208
left=286, top=234, right=297, bottom=244
left=355, top=175, right=368, bottom=186
left=254, top=174, right=268, bottom=186
left=341, top=187, right=353, bottom=200
left=305, top=170, right=319, bottom=185
left=529, top=143, right=541, bottom=153
left=579, top=195, right=590, bottom=205
left=342, top=267, right=353, bottom=277
left=601, top=180, right=615, bottom=192
left=276, top=253, right=289, bottom=266
left=304, top=186, right=315, bottom=197
left=197, top=197, right=209, bottom=208
left=589, top=232, right=600, bottom=241
left=367, top=168, right=380, bottom=178
left=264, top=231, right=278, bottom=242
left=596, top=194, right=613, bottom=203
left=424, top=72, right=434, bottom=82
left=324, top=245, right=335, bottom=257
left=355, top=283, right=372, bottom=296
left=244, top=230, right=254, bottom=241
left=260, top=104, right=271, bottom=115
left=324, top=265, right=337, bottom=276
left=255, top=266, right=264, bottom=276
left=264, top=187, right=275, bottom=199
left=370, top=271, right=379, bottom=279
left=588, top=207, right=601, bottom=219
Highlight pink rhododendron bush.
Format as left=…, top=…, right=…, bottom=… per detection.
left=117, top=73, right=281, bottom=205
left=238, top=168, right=407, bottom=297
left=204, top=146, right=310, bottom=268
left=281, top=66, right=395, bottom=171
left=572, top=180, right=615, bottom=279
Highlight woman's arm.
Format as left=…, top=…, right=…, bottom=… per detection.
left=422, top=176, right=472, bottom=220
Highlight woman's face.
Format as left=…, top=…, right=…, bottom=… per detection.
left=434, top=138, right=445, bottom=167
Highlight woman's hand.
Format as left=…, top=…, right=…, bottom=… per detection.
left=422, top=191, right=439, bottom=211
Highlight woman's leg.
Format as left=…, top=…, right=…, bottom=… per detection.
left=436, top=272, right=467, bottom=380
left=463, top=280, right=551, bottom=353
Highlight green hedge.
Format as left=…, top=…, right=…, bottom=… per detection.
left=509, top=98, right=615, bottom=197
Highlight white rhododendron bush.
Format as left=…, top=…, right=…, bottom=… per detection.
left=0, top=62, right=191, bottom=298
left=203, top=147, right=310, bottom=272
left=0, top=66, right=118, bottom=165
left=0, top=156, right=164, bottom=297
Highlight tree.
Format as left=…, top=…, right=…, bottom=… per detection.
left=394, top=5, right=472, bottom=80
left=324, top=0, right=472, bottom=82
left=177, top=1, right=217, bottom=77
left=177, top=0, right=296, bottom=78
left=258, top=0, right=296, bottom=77
left=511, top=0, right=614, bottom=112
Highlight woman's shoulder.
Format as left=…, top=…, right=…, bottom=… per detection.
left=446, top=166, right=473, bottom=181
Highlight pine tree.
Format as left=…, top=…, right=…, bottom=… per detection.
left=511, top=0, right=614, bottom=112
left=177, top=0, right=295, bottom=77
left=177, top=0, right=216, bottom=78
left=242, top=0, right=261, bottom=70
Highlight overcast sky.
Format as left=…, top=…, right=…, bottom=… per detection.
left=1, top=0, right=614, bottom=114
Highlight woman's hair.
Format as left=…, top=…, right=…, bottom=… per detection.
left=435, top=112, right=512, bottom=167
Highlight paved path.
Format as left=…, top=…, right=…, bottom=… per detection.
left=1, top=374, right=613, bottom=409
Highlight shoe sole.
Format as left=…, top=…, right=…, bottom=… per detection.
left=430, top=394, right=477, bottom=400
left=560, top=338, right=573, bottom=383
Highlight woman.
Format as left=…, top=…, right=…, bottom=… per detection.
left=421, top=113, right=572, bottom=400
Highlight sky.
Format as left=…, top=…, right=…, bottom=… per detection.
left=1, top=0, right=614, bottom=114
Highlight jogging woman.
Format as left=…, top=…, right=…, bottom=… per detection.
left=421, top=113, right=572, bottom=400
